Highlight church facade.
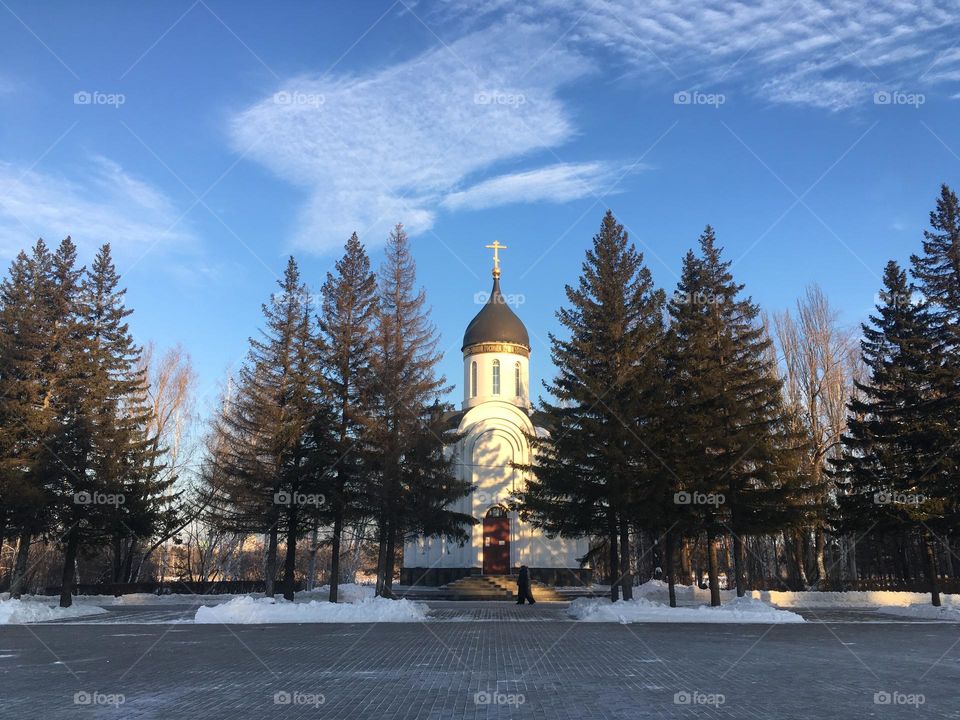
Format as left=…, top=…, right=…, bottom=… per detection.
left=401, top=245, right=590, bottom=586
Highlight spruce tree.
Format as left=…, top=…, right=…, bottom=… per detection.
left=318, top=232, right=378, bottom=602
left=518, top=211, right=666, bottom=602
left=665, top=227, right=796, bottom=603
left=52, top=244, right=162, bottom=607
left=0, top=241, right=58, bottom=597
left=910, top=184, right=960, bottom=543
left=207, top=257, right=323, bottom=599
left=368, top=224, right=471, bottom=597
left=834, top=262, right=947, bottom=605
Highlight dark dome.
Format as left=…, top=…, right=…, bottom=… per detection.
left=462, top=276, right=530, bottom=350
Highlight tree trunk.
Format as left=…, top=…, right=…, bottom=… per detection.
left=733, top=533, right=746, bottom=597
left=619, top=519, right=633, bottom=601
left=608, top=526, right=620, bottom=603
left=282, top=508, right=298, bottom=601
left=9, top=528, right=32, bottom=598
left=923, top=532, right=941, bottom=607
left=264, top=524, right=279, bottom=598
left=815, top=526, right=827, bottom=586
left=306, top=523, right=319, bottom=592
left=680, top=536, right=692, bottom=585
left=59, top=528, right=81, bottom=608
left=329, top=509, right=343, bottom=602
left=375, top=517, right=389, bottom=597
left=122, top=539, right=137, bottom=584
left=792, top=529, right=809, bottom=589
left=112, top=534, right=122, bottom=582
left=665, top=528, right=677, bottom=608
left=383, top=529, right=397, bottom=598
left=707, top=531, right=721, bottom=607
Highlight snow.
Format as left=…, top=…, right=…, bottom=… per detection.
left=296, top=583, right=375, bottom=603
left=589, top=580, right=960, bottom=612
left=875, top=604, right=960, bottom=621
left=568, top=595, right=805, bottom=624
left=0, top=598, right=108, bottom=624
left=194, top=595, right=428, bottom=624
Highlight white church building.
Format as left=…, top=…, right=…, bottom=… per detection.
left=401, top=244, right=590, bottom=586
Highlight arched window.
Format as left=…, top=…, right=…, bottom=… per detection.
left=470, top=361, right=478, bottom=398
left=486, top=505, right=506, bottom=518
left=492, top=359, right=501, bottom=395
left=515, top=361, right=522, bottom=397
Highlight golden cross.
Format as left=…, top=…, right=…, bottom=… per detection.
left=485, top=240, right=507, bottom=277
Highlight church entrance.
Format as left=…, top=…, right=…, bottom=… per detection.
left=482, top=506, right=510, bottom=575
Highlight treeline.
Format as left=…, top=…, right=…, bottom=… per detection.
left=202, top=225, right=474, bottom=600
left=518, top=185, right=960, bottom=607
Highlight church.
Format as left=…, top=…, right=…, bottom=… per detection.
left=401, top=243, right=590, bottom=587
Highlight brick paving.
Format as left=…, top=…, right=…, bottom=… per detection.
left=1, top=602, right=959, bottom=719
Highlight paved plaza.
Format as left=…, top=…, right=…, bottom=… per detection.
left=1, top=602, right=959, bottom=719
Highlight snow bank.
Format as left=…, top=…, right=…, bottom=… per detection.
left=0, top=599, right=108, bottom=624
left=296, top=583, right=375, bottom=603
left=568, top=596, right=805, bottom=624
left=875, top=604, right=960, bottom=621
left=748, top=589, right=960, bottom=609
left=194, top=595, right=428, bottom=624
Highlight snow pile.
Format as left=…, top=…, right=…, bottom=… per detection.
left=297, top=583, right=375, bottom=603
left=0, top=599, right=108, bottom=624
left=568, top=595, right=805, bottom=624
left=194, top=595, right=428, bottom=624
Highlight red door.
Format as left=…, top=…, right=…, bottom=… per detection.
left=483, top=507, right=510, bottom=575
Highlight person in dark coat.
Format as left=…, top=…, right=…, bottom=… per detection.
left=516, top=565, right=536, bottom=605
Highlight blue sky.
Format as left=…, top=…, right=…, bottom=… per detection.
left=2, top=0, right=959, bottom=413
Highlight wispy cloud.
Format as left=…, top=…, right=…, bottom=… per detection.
left=229, top=25, right=602, bottom=253
left=445, top=0, right=960, bottom=110
left=442, top=161, right=640, bottom=211
left=0, top=156, right=196, bottom=261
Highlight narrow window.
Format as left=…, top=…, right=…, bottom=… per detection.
left=471, top=361, right=478, bottom=398
left=492, top=359, right=500, bottom=395
left=515, top=361, right=522, bottom=397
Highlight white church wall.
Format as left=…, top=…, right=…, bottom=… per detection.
left=462, top=350, right=530, bottom=411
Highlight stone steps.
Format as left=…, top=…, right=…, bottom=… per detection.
left=443, top=575, right=565, bottom=602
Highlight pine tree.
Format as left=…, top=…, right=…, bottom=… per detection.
left=665, top=227, right=797, bottom=604
left=834, top=262, right=947, bottom=605
left=517, top=211, right=666, bottom=602
left=318, top=232, right=378, bottom=602
left=368, top=224, right=471, bottom=597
